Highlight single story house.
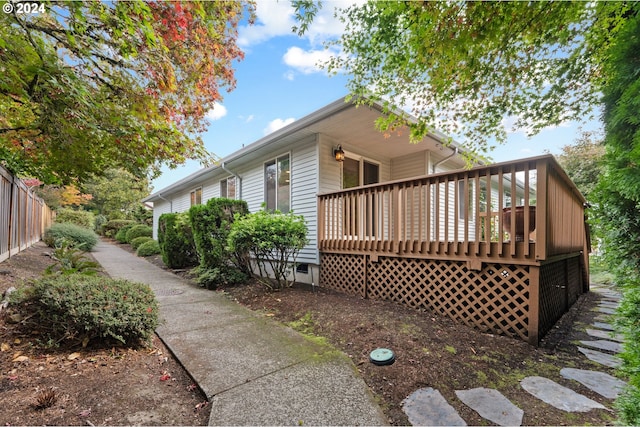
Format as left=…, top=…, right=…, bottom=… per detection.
left=144, top=97, right=590, bottom=345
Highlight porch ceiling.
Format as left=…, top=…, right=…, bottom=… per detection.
left=307, top=104, right=446, bottom=159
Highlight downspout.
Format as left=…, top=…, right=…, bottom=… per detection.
left=221, top=162, right=242, bottom=200
left=432, top=146, right=459, bottom=173
left=156, top=193, right=173, bottom=212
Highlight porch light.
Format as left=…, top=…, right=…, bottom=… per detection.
left=333, top=145, right=345, bottom=162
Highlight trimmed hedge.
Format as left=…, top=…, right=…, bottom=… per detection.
left=130, top=236, right=153, bottom=250
left=157, top=212, right=198, bottom=269
left=137, top=240, right=161, bottom=257
left=189, top=198, right=249, bottom=270
left=103, top=219, right=136, bottom=238
left=55, top=208, right=95, bottom=228
left=115, top=224, right=136, bottom=243
left=10, top=274, right=158, bottom=347
left=44, top=223, right=98, bottom=251
left=125, top=225, right=152, bottom=243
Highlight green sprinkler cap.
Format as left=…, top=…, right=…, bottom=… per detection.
left=369, top=348, right=395, bottom=366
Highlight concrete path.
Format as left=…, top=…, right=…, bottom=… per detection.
left=92, top=241, right=387, bottom=426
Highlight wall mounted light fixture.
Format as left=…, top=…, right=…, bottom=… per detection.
left=333, top=145, right=345, bottom=162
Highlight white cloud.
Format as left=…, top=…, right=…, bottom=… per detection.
left=206, top=102, right=227, bottom=121
left=283, top=46, right=335, bottom=74
left=264, top=117, right=295, bottom=135
left=283, top=70, right=295, bottom=81
left=502, top=115, right=571, bottom=136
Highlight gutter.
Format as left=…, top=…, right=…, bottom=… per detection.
left=432, top=146, right=459, bottom=173
left=156, top=193, right=173, bottom=212
left=221, top=161, right=242, bottom=200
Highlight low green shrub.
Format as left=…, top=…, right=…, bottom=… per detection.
left=115, top=224, right=135, bottom=243
left=228, top=209, right=308, bottom=289
left=615, top=284, right=640, bottom=425
left=43, top=223, right=98, bottom=251
left=130, top=236, right=153, bottom=250
left=102, top=219, right=136, bottom=238
left=137, top=240, right=161, bottom=257
left=158, top=212, right=198, bottom=269
left=125, top=225, right=152, bottom=243
left=55, top=208, right=95, bottom=228
left=45, top=242, right=100, bottom=276
left=10, top=274, right=158, bottom=347
left=195, top=266, right=246, bottom=290
left=94, top=214, right=108, bottom=234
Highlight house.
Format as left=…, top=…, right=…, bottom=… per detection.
left=144, top=97, right=590, bottom=345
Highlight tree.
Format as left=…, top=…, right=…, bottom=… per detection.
left=555, top=131, right=605, bottom=201
left=82, top=168, right=150, bottom=219
left=295, top=1, right=629, bottom=161
left=0, top=0, right=255, bottom=184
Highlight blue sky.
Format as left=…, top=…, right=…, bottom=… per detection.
left=150, top=0, right=602, bottom=192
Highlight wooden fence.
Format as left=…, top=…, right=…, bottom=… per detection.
left=0, top=165, right=54, bottom=263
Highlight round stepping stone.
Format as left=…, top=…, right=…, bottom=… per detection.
left=520, top=376, right=606, bottom=412
left=560, top=368, right=627, bottom=399
left=579, top=340, right=623, bottom=354
left=577, top=347, right=622, bottom=368
left=402, top=387, right=467, bottom=426
left=455, top=388, right=523, bottom=426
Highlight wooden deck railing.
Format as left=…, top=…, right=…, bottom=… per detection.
left=1, top=165, right=55, bottom=263
left=318, top=155, right=587, bottom=266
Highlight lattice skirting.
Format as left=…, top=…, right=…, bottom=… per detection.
left=320, top=253, right=531, bottom=342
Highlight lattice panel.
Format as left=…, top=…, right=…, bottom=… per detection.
left=367, top=258, right=530, bottom=341
left=319, top=253, right=366, bottom=297
left=539, top=259, right=567, bottom=338
left=567, top=256, right=582, bottom=306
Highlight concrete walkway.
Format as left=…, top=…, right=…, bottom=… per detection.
left=91, top=241, right=387, bottom=426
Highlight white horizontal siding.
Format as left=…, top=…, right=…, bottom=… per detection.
left=391, top=151, right=428, bottom=180
left=151, top=200, right=172, bottom=240
left=291, top=135, right=319, bottom=264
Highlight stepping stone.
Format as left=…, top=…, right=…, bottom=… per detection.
left=560, top=368, right=627, bottom=399
left=592, top=322, right=615, bottom=331
left=579, top=340, right=623, bottom=353
left=595, top=315, right=612, bottom=322
left=455, top=388, right=523, bottom=426
left=402, top=387, right=467, bottom=426
left=597, top=307, right=616, bottom=315
left=577, top=347, right=622, bottom=368
left=586, top=329, right=624, bottom=343
left=520, top=376, right=606, bottom=412
left=599, top=301, right=619, bottom=308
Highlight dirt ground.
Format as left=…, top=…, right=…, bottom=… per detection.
left=1, top=241, right=622, bottom=426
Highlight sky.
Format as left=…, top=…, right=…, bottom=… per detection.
left=150, top=0, right=603, bottom=193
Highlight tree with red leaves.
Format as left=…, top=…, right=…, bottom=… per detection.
left=0, top=0, right=255, bottom=184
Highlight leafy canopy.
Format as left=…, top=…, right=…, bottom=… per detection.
left=296, top=1, right=629, bottom=161
left=0, top=0, right=255, bottom=184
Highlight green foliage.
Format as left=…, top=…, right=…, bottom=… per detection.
left=0, top=2, right=255, bottom=184
left=614, top=284, right=640, bottom=425
left=54, top=208, right=95, bottom=228
left=228, top=209, right=308, bottom=289
left=45, top=241, right=100, bottom=276
left=11, top=274, right=158, bottom=347
left=94, top=214, right=108, bottom=234
left=194, top=266, right=247, bottom=290
left=136, top=240, right=161, bottom=257
left=103, top=220, right=136, bottom=238
left=44, top=223, right=98, bottom=251
left=555, top=131, right=606, bottom=201
left=189, top=198, right=249, bottom=271
left=157, top=212, right=198, bottom=269
left=125, top=225, right=152, bottom=243
left=130, top=236, right=153, bottom=250
left=82, top=169, right=151, bottom=219
left=297, top=2, right=630, bottom=160
left=115, top=224, right=136, bottom=243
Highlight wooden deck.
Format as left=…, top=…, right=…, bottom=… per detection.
left=317, top=155, right=589, bottom=344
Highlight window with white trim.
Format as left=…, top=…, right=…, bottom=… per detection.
left=265, top=154, right=290, bottom=213
left=190, top=187, right=202, bottom=206
left=220, top=176, right=237, bottom=199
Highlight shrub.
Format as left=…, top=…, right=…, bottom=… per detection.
left=614, top=284, right=640, bottom=425
left=158, top=212, right=198, bottom=269
left=189, top=198, right=249, bottom=270
left=115, top=224, right=136, bottom=243
left=125, top=225, right=152, bottom=242
left=55, top=208, right=95, bottom=228
left=45, top=242, right=100, bottom=276
left=130, top=236, right=153, bottom=250
left=194, top=266, right=247, bottom=290
left=102, top=219, right=136, bottom=238
left=94, top=214, right=108, bottom=234
left=137, top=240, right=161, bottom=257
left=10, top=274, right=158, bottom=347
left=44, top=223, right=98, bottom=251
left=228, top=209, right=308, bottom=289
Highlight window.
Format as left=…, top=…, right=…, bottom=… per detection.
left=265, top=154, right=290, bottom=213
left=220, top=176, right=236, bottom=199
left=342, top=156, right=379, bottom=189
left=190, top=187, right=202, bottom=206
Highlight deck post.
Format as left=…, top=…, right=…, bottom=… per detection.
left=528, top=265, right=540, bottom=345
left=535, top=159, right=548, bottom=261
